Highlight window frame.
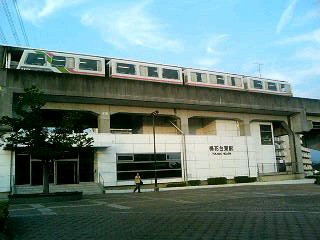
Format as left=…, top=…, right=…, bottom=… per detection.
left=116, top=153, right=182, bottom=180
left=260, top=124, right=273, bottom=145
left=24, top=52, right=47, bottom=66
left=267, top=81, right=278, bottom=91
left=162, top=68, right=180, bottom=80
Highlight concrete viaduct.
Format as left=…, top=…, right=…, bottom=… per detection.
left=1, top=64, right=320, bottom=176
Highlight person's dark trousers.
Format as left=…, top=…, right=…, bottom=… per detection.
left=133, top=183, right=141, bottom=193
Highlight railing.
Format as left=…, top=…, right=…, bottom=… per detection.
left=110, top=128, right=132, bottom=134
left=11, top=175, right=16, bottom=194
left=257, top=162, right=290, bottom=176
left=98, top=172, right=105, bottom=193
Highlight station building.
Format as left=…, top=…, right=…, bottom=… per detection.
left=0, top=45, right=319, bottom=194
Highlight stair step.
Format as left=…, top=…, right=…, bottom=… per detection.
left=14, top=182, right=103, bottom=195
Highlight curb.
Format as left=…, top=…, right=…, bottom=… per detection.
left=104, top=179, right=315, bottom=194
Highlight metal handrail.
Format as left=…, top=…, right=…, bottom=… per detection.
left=98, top=172, right=105, bottom=191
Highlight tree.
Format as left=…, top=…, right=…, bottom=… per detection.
left=0, top=86, right=93, bottom=193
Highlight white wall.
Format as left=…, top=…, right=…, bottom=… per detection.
left=250, top=122, right=277, bottom=173
left=0, top=149, right=12, bottom=193
left=216, top=120, right=240, bottom=137
left=185, top=135, right=257, bottom=180
left=91, top=121, right=277, bottom=186
left=92, top=134, right=183, bottom=186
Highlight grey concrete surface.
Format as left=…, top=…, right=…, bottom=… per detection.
left=8, top=183, right=320, bottom=240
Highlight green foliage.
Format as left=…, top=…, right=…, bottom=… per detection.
left=234, top=176, right=257, bottom=183
left=0, top=86, right=93, bottom=193
left=207, top=177, right=227, bottom=185
left=0, top=201, right=8, bottom=232
left=0, top=86, right=93, bottom=158
left=188, top=180, right=201, bottom=186
left=166, top=182, right=187, bottom=187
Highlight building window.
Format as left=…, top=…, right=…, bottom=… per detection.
left=117, top=153, right=182, bottom=180
left=267, top=82, right=277, bottom=91
left=25, top=53, right=46, bottom=66
left=162, top=68, right=179, bottom=80
left=116, top=63, right=136, bottom=75
left=253, top=80, right=263, bottom=89
left=260, top=125, right=273, bottom=145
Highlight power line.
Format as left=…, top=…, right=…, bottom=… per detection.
left=0, top=25, right=8, bottom=44
left=13, top=0, right=29, bottom=46
left=1, top=0, right=21, bottom=45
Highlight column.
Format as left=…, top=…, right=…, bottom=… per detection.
left=98, top=111, right=110, bottom=133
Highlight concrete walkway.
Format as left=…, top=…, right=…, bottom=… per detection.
left=105, top=178, right=316, bottom=193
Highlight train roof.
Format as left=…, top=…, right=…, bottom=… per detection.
left=1, top=44, right=290, bottom=84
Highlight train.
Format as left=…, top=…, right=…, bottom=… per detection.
left=2, top=46, right=292, bottom=96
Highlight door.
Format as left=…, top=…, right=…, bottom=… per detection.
left=56, top=161, right=78, bottom=184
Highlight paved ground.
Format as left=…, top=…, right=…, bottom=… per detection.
left=8, top=183, right=320, bottom=240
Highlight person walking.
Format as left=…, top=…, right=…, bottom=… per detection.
left=133, top=173, right=142, bottom=193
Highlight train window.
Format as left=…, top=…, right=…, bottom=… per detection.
left=25, top=53, right=46, bottom=66
left=216, top=75, right=224, bottom=85
left=65, top=57, right=75, bottom=68
left=267, top=82, right=277, bottom=91
left=51, top=56, right=66, bottom=67
left=140, top=66, right=158, bottom=78
left=191, top=72, right=207, bottom=83
left=116, top=63, right=136, bottom=75
left=229, top=76, right=242, bottom=87
left=231, top=77, right=236, bottom=86
left=162, top=68, right=179, bottom=80
left=253, top=80, right=263, bottom=89
left=280, top=84, right=287, bottom=92
left=79, top=58, right=100, bottom=71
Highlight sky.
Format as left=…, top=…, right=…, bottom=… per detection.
left=0, top=0, right=319, bottom=99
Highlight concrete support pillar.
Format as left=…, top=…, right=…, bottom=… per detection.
left=288, top=133, right=304, bottom=174
left=98, top=111, right=110, bottom=133
left=280, top=121, right=304, bottom=174
left=239, top=120, right=251, bottom=136
left=179, top=115, right=189, bottom=134
left=175, top=110, right=189, bottom=134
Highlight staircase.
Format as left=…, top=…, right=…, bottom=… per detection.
left=14, top=182, right=104, bottom=195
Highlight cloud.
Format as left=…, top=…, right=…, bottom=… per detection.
left=293, top=7, right=320, bottom=26
left=196, top=58, right=220, bottom=68
left=81, top=1, right=183, bottom=52
left=276, top=0, right=298, bottom=33
left=19, top=0, right=86, bottom=24
left=294, top=47, right=320, bottom=61
left=277, top=28, right=320, bottom=44
left=205, top=34, right=230, bottom=54
left=263, top=64, right=320, bottom=99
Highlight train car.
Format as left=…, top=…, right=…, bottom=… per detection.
left=183, top=68, right=245, bottom=91
left=108, top=59, right=183, bottom=84
left=245, top=76, right=292, bottom=96
left=6, top=47, right=105, bottom=77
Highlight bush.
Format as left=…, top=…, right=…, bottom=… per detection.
left=207, top=177, right=227, bottom=185
left=234, top=176, right=257, bottom=183
left=0, top=201, right=9, bottom=233
left=315, top=176, right=320, bottom=185
left=166, top=182, right=187, bottom=187
left=188, top=180, right=201, bottom=186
